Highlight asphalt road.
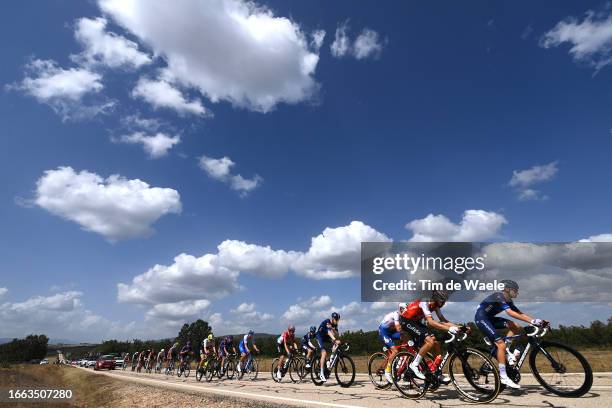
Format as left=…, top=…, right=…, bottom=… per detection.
left=80, top=366, right=612, bottom=408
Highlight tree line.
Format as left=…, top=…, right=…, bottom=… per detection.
left=0, top=334, right=49, bottom=363
left=5, top=317, right=610, bottom=363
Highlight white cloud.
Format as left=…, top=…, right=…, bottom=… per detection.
left=217, top=240, right=297, bottom=278
left=330, top=22, right=351, bottom=58
left=199, top=155, right=262, bottom=196
left=0, top=291, right=129, bottom=341
left=509, top=161, right=558, bottom=201
left=117, top=253, right=240, bottom=305
left=311, top=295, right=332, bottom=308
left=114, top=132, right=181, bottom=158
left=231, top=302, right=273, bottom=322
left=132, top=77, right=209, bottom=116
left=0, top=288, right=7, bottom=298
left=311, top=30, right=326, bottom=52
left=12, top=59, right=113, bottom=120
left=293, top=221, right=391, bottom=279
left=406, top=210, right=507, bottom=242
left=580, top=234, right=612, bottom=242
left=34, top=166, right=181, bottom=241
left=353, top=29, right=384, bottom=60
left=146, top=299, right=210, bottom=321
left=99, top=0, right=322, bottom=112
left=73, top=17, right=152, bottom=68
left=541, top=10, right=612, bottom=70
left=330, top=22, right=384, bottom=60
left=120, top=114, right=163, bottom=132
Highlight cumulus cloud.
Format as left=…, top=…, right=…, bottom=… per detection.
left=146, top=299, right=210, bottom=321
left=0, top=288, right=7, bottom=298
left=73, top=17, right=151, bottom=68
left=0, top=291, right=129, bottom=341
left=11, top=59, right=114, bottom=121
left=117, top=253, right=240, bottom=305
left=199, top=155, right=262, bottom=196
left=580, top=234, right=612, bottom=242
left=217, top=240, right=297, bottom=278
left=34, top=166, right=181, bottom=241
left=330, top=22, right=384, bottom=60
left=406, top=210, right=507, bottom=242
left=509, top=161, right=558, bottom=201
left=113, top=131, right=181, bottom=158
left=132, top=77, right=209, bottom=116
left=541, top=9, right=612, bottom=70
left=293, top=221, right=391, bottom=279
left=99, top=0, right=322, bottom=112
left=231, top=302, right=273, bottom=323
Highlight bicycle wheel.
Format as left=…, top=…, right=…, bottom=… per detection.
left=196, top=365, right=204, bottom=382
left=529, top=341, right=593, bottom=397
left=391, top=351, right=427, bottom=399
left=225, top=359, right=235, bottom=379
left=271, top=358, right=281, bottom=382
left=334, top=355, right=356, bottom=387
left=448, top=348, right=501, bottom=404
left=368, top=352, right=391, bottom=389
left=310, top=355, right=325, bottom=386
left=205, top=360, right=216, bottom=382
left=184, top=364, right=191, bottom=378
left=248, top=359, right=259, bottom=381
left=177, top=365, right=183, bottom=377
left=295, top=356, right=307, bottom=380
left=289, top=358, right=304, bottom=383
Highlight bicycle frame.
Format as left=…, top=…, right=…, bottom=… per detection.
left=484, top=325, right=549, bottom=371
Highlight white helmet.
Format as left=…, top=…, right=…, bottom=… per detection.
left=398, top=302, right=409, bottom=312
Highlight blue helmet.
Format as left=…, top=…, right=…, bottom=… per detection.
left=331, top=312, right=340, bottom=320
left=309, top=326, right=316, bottom=333
left=500, top=280, right=519, bottom=291
left=248, top=330, right=254, bottom=335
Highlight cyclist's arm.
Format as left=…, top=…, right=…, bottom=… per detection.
left=505, top=308, right=535, bottom=324
left=394, top=320, right=402, bottom=332
left=424, top=315, right=451, bottom=331
left=435, top=308, right=450, bottom=323
left=284, top=340, right=291, bottom=354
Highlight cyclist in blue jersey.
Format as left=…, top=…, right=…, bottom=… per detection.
left=301, top=326, right=318, bottom=369
left=475, top=279, right=548, bottom=389
left=238, top=330, right=259, bottom=374
left=218, top=335, right=235, bottom=375
left=316, top=312, right=341, bottom=382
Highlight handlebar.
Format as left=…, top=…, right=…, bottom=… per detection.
left=445, top=326, right=469, bottom=344
left=526, top=324, right=549, bottom=338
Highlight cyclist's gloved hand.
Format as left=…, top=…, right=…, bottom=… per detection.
left=531, top=318, right=543, bottom=326
left=448, top=326, right=460, bottom=334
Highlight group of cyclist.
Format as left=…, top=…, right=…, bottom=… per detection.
left=124, top=279, right=547, bottom=390
left=377, top=279, right=547, bottom=389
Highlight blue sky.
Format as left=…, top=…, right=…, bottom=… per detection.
left=1, top=0, right=611, bottom=342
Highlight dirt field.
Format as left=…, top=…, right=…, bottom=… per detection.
left=0, top=365, right=283, bottom=408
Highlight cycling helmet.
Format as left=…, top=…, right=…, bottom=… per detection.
left=160, top=348, right=165, bottom=353
left=186, top=341, right=191, bottom=346
left=331, top=312, right=340, bottom=320
left=309, top=326, right=317, bottom=333
left=174, top=342, right=179, bottom=347
left=431, top=290, right=449, bottom=303
left=500, top=279, right=519, bottom=291
left=208, top=334, right=214, bottom=340
left=288, top=325, right=295, bottom=332
left=227, top=335, right=234, bottom=341
left=398, top=302, right=409, bottom=312
left=248, top=330, right=254, bottom=335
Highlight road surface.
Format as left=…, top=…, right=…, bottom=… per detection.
left=80, top=367, right=612, bottom=407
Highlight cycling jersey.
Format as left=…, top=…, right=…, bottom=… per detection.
left=156, top=352, right=164, bottom=361
left=180, top=345, right=191, bottom=356
left=301, top=332, right=317, bottom=350
left=239, top=334, right=254, bottom=354
left=202, top=338, right=214, bottom=351
left=316, top=319, right=338, bottom=352
left=277, top=330, right=295, bottom=345
left=378, top=311, right=402, bottom=348
left=475, top=292, right=521, bottom=342
left=400, top=300, right=435, bottom=322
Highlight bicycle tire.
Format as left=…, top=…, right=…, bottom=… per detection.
left=448, top=348, right=501, bottom=404
left=391, top=351, right=427, bottom=399
left=248, top=359, right=259, bottom=381
left=529, top=340, right=593, bottom=397
left=271, top=358, right=281, bottom=382
left=310, top=355, right=325, bottom=386
left=334, top=355, right=356, bottom=388
left=289, top=358, right=303, bottom=383
left=368, top=352, right=392, bottom=389
left=225, top=359, right=235, bottom=379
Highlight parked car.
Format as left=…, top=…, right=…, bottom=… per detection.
left=94, top=355, right=116, bottom=371
left=114, top=356, right=124, bottom=368
left=39, top=359, right=49, bottom=365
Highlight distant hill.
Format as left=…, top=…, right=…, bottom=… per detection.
left=0, top=337, right=82, bottom=345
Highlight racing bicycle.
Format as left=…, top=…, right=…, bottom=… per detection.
left=392, top=328, right=501, bottom=403
left=237, top=352, right=259, bottom=380
left=311, top=342, right=356, bottom=388
left=272, top=350, right=305, bottom=383
left=368, top=339, right=419, bottom=389
left=482, top=324, right=593, bottom=397
left=177, top=355, right=191, bottom=378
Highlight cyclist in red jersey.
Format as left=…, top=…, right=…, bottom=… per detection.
left=400, top=290, right=466, bottom=381
left=276, top=325, right=298, bottom=380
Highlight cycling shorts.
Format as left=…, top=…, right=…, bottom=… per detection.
left=378, top=324, right=401, bottom=348
left=239, top=342, right=249, bottom=355
left=475, top=312, right=510, bottom=342
left=402, top=320, right=433, bottom=345
left=316, top=333, right=333, bottom=353
left=277, top=343, right=291, bottom=357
